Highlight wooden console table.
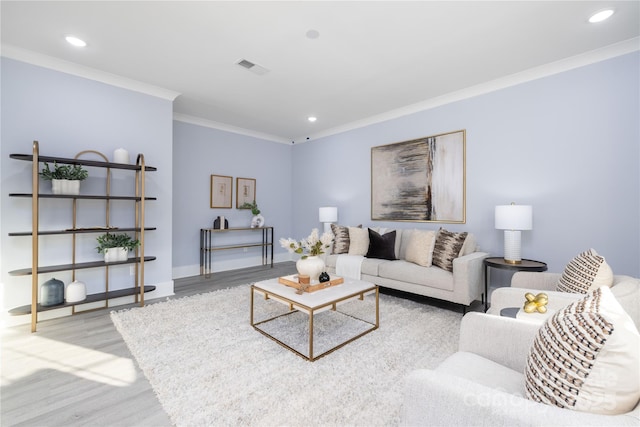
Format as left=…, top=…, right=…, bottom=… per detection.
left=200, top=227, right=274, bottom=275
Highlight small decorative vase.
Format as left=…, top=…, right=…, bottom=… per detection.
left=251, top=214, right=265, bottom=228
left=41, top=278, right=64, bottom=306
left=296, top=256, right=325, bottom=283
left=66, top=280, right=87, bottom=303
left=51, top=179, right=80, bottom=195
left=104, top=247, right=128, bottom=263
left=113, top=148, right=130, bottom=164
left=319, top=272, right=330, bottom=283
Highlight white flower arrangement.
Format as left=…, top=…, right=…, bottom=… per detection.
left=279, top=228, right=334, bottom=259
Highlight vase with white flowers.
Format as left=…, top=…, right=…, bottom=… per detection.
left=280, top=228, right=333, bottom=282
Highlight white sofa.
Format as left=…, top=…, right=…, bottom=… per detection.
left=325, top=228, right=489, bottom=311
left=402, top=272, right=640, bottom=426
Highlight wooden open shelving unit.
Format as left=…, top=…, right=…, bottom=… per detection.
left=7, top=141, right=157, bottom=332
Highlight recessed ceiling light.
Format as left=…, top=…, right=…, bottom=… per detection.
left=306, top=29, right=320, bottom=40
left=589, top=9, right=614, bottom=23
left=307, top=116, right=317, bottom=122
left=65, top=35, right=87, bottom=47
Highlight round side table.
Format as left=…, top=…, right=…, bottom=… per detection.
left=483, top=257, right=547, bottom=312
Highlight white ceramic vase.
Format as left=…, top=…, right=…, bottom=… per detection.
left=296, top=256, right=325, bottom=283
left=251, top=214, right=265, bottom=228
left=104, top=247, right=128, bottom=263
left=66, top=280, right=87, bottom=303
left=51, top=179, right=80, bottom=195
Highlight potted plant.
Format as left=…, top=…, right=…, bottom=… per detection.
left=239, top=200, right=264, bottom=228
left=96, top=233, right=140, bottom=263
left=40, top=161, right=89, bottom=195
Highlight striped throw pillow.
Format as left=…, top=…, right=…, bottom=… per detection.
left=432, top=228, right=468, bottom=272
left=556, top=249, right=613, bottom=293
left=525, top=286, right=640, bottom=415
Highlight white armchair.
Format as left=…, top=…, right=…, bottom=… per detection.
left=488, top=272, right=640, bottom=329
left=401, top=311, right=640, bottom=426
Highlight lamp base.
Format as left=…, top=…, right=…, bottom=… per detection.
left=323, top=222, right=332, bottom=235
left=503, top=230, right=522, bottom=264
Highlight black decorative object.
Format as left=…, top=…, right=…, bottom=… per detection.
left=40, top=278, right=64, bottom=306
left=213, top=216, right=229, bottom=230
left=318, top=272, right=330, bottom=283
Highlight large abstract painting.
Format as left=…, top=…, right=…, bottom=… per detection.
left=371, top=130, right=466, bottom=223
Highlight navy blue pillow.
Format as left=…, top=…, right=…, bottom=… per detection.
left=366, top=229, right=396, bottom=260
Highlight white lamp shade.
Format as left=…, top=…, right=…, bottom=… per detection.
left=319, top=207, right=338, bottom=223
left=495, top=205, right=532, bottom=230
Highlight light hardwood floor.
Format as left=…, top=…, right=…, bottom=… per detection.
left=1, top=262, right=297, bottom=427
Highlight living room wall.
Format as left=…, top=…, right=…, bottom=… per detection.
left=0, top=57, right=175, bottom=323
left=171, top=120, right=294, bottom=278
left=292, top=51, right=640, bottom=276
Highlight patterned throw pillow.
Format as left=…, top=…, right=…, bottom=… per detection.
left=556, top=248, right=613, bottom=293
left=432, top=228, right=468, bottom=272
left=330, top=224, right=351, bottom=255
left=405, top=230, right=436, bottom=267
left=365, top=229, right=396, bottom=260
left=525, top=286, right=640, bottom=415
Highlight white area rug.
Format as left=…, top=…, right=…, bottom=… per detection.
left=111, top=284, right=462, bottom=426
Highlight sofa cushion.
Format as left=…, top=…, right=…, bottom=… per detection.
left=432, top=228, right=468, bottom=272
left=525, top=286, right=640, bottom=415
left=556, top=248, right=613, bottom=294
left=404, top=229, right=436, bottom=267
left=378, top=260, right=454, bottom=291
left=437, top=352, right=524, bottom=396
left=366, top=229, right=396, bottom=260
left=361, top=258, right=388, bottom=276
left=348, top=227, right=369, bottom=256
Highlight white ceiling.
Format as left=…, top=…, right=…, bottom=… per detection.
left=2, top=1, right=639, bottom=143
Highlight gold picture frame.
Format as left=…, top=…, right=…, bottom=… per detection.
left=236, top=177, right=256, bottom=208
left=210, top=174, right=233, bottom=208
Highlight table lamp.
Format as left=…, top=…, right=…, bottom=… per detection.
left=319, top=207, right=338, bottom=234
left=495, top=203, right=532, bottom=264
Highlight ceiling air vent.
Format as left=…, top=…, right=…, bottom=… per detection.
left=236, top=58, right=270, bottom=76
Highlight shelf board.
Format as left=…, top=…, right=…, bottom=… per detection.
left=10, top=153, right=157, bottom=171
left=9, top=227, right=157, bottom=237
left=8, top=285, right=157, bottom=315
left=204, top=243, right=273, bottom=251
left=9, top=256, right=156, bottom=276
left=9, top=193, right=156, bottom=201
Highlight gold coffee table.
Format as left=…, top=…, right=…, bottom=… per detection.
left=250, top=277, right=379, bottom=361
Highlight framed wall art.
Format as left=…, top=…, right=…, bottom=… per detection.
left=371, top=129, right=466, bottom=223
left=210, top=174, right=233, bottom=208
left=236, top=177, right=256, bottom=208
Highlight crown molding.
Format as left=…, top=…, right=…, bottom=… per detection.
left=297, top=37, right=640, bottom=143
left=1, top=44, right=181, bottom=101
left=173, top=113, right=290, bottom=144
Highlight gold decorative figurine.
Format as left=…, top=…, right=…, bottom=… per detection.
left=523, top=292, right=548, bottom=313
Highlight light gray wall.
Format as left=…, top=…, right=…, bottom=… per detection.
left=172, top=121, right=294, bottom=277
left=292, top=52, right=640, bottom=276
left=0, top=58, right=175, bottom=321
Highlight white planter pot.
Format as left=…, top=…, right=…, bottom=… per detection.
left=51, top=179, right=80, bottom=195
left=251, top=214, right=265, bottom=228
left=104, top=247, right=128, bottom=263
left=296, top=256, right=325, bottom=283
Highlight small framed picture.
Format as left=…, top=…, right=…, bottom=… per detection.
left=210, top=174, right=233, bottom=208
left=236, top=177, right=256, bottom=208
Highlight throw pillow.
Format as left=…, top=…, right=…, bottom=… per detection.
left=432, top=228, right=468, bottom=272
left=556, top=248, right=613, bottom=293
left=405, top=229, right=436, bottom=267
left=348, top=227, right=369, bottom=256
left=525, top=286, right=640, bottom=415
left=330, top=224, right=350, bottom=255
left=366, top=229, right=397, bottom=260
